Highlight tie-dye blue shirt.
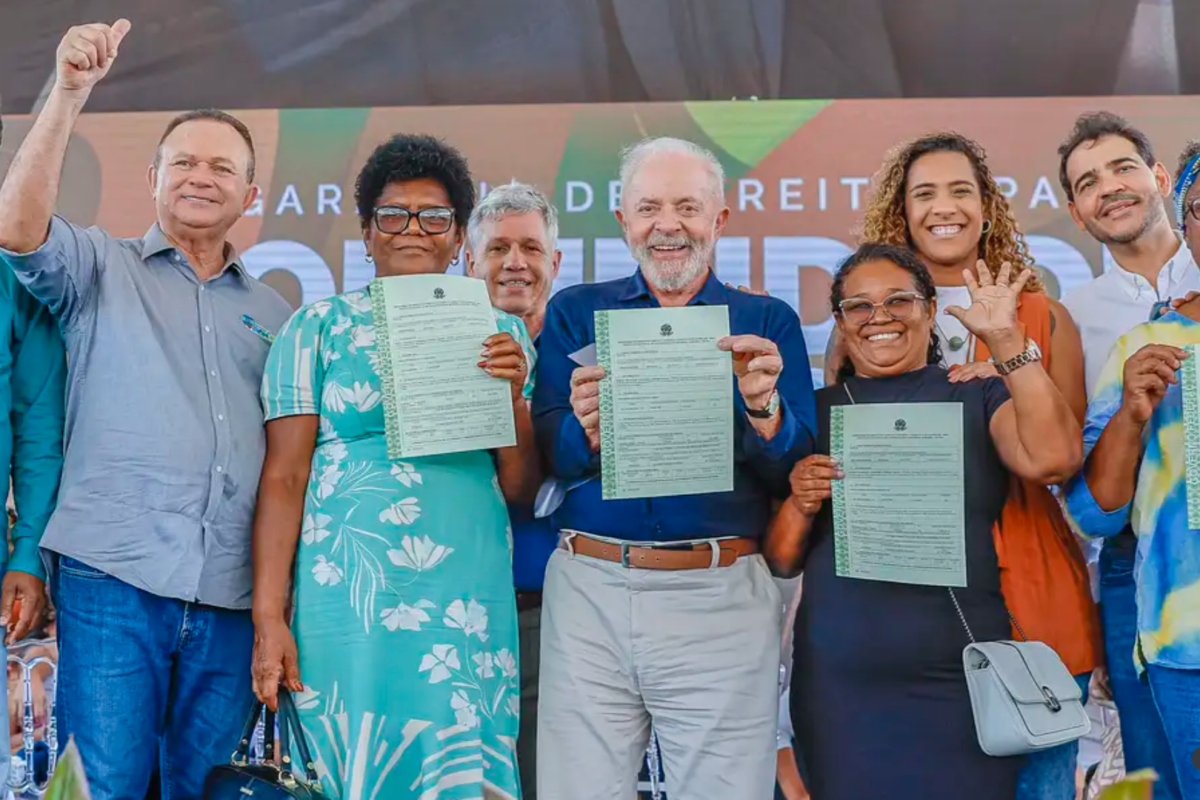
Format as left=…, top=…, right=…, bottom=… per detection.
left=1063, top=311, right=1200, bottom=671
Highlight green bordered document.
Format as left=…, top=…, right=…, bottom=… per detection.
left=1183, top=344, right=1200, bottom=527
left=830, top=402, right=967, bottom=587
left=595, top=305, right=733, bottom=500
left=370, top=275, right=515, bottom=459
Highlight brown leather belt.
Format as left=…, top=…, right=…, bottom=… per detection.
left=561, top=531, right=758, bottom=570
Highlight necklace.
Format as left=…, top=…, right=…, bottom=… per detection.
left=936, top=323, right=975, bottom=354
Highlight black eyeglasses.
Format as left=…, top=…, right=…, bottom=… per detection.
left=1187, top=197, right=1200, bottom=223
left=837, top=292, right=927, bottom=326
left=373, top=206, right=455, bottom=235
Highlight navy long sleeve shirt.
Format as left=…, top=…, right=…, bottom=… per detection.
left=531, top=269, right=817, bottom=542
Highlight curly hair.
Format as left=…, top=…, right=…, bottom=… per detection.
left=831, top=243, right=943, bottom=384
left=859, top=132, right=1042, bottom=293
left=354, top=134, right=476, bottom=230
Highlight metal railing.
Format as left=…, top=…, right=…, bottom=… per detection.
left=5, top=639, right=57, bottom=799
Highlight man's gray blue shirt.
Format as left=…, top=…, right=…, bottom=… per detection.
left=0, top=216, right=292, bottom=609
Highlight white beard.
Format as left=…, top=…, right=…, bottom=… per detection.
left=632, top=239, right=714, bottom=292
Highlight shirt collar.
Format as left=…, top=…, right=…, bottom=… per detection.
left=619, top=267, right=726, bottom=305
left=1111, top=236, right=1195, bottom=301
left=1165, top=241, right=1198, bottom=292
left=140, top=224, right=250, bottom=285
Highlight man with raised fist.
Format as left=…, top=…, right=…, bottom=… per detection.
left=0, top=20, right=291, bottom=800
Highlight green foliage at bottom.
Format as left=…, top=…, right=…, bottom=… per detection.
left=43, top=737, right=92, bottom=800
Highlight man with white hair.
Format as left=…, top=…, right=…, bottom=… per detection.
left=531, top=136, right=816, bottom=799
left=467, top=180, right=561, bottom=340
left=465, top=181, right=561, bottom=799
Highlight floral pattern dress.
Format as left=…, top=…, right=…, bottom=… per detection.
left=260, top=287, right=534, bottom=800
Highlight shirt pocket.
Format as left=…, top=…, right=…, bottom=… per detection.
left=227, top=317, right=275, bottom=381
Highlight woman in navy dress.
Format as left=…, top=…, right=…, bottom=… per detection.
left=764, top=243, right=1083, bottom=799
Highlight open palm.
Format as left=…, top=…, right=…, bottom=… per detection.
left=943, top=260, right=1030, bottom=341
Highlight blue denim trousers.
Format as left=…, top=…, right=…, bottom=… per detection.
left=1099, top=534, right=1181, bottom=800
left=52, top=556, right=255, bottom=800
left=1146, top=664, right=1200, bottom=800
left=1014, top=673, right=1092, bottom=800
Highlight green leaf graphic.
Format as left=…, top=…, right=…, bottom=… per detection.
left=685, top=100, right=831, bottom=168
left=1097, top=769, right=1158, bottom=800
left=44, top=737, right=92, bottom=800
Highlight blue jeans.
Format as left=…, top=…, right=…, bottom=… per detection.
left=1146, top=665, right=1200, bottom=800
left=1015, top=673, right=1092, bottom=800
left=1099, top=534, right=1181, bottom=800
left=53, top=556, right=255, bottom=800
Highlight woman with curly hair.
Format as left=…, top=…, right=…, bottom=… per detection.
left=826, top=133, right=1099, bottom=800
left=250, top=134, right=539, bottom=799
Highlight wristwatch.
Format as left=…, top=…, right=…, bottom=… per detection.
left=746, top=390, right=781, bottom=418
left=994, top=339, right=1043, bottom=376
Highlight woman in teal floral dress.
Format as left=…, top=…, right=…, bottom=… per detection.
left=251, top=134, right=540, bottom=800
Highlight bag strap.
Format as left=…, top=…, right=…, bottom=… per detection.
left=263, top=708, right=276, bottom=763
left=231, top=691, right=320, bottom=785
left=232, top=701, right=265, bottom=766
left=276, top=689, right=321, bottom=784
left=948, top=587, right=1027, bottom=644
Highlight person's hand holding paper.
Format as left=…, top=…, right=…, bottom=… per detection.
left=570, top=365, right=606, bottom=453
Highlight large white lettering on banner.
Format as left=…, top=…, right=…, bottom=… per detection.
left=241, top=234, right=1107, bottom=389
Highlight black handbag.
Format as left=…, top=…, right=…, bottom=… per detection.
left=201, top=690, right=328, bottom=800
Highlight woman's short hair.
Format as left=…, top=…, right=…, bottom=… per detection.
left=354, top=134, right=476, bottom=231
left=831, top=243, right=944, bottom=383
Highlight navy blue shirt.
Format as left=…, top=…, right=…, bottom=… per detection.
left=531, top=269, right=817, bottom=542
left=510, top=331, right=559, bottom=593
left=510, top=503, right=558, bottom=591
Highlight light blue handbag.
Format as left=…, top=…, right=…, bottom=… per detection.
left=950, top=589, right=1091, bottom=757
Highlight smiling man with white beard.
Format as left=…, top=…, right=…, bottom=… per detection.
left=531, top=136, right=817, bottom=800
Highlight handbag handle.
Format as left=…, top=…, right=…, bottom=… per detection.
left=232, top=700, right=264, bottom=766
left=276, top=689, right=321, bottom=785
left=230, top=689, right=321, bottom=785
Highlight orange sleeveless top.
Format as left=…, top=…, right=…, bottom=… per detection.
left=972, top=292, right=1101, bottom=675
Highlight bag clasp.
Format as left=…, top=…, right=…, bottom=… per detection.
left=1040, top=685, right=1062, bottom=712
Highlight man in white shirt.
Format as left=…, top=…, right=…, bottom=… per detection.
left=1060, top=113, right=1200, bottom=396
left=1058, top=111, right=1191, bottom=800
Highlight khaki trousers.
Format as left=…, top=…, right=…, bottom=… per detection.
left=537, top=546, right=782, bottom=799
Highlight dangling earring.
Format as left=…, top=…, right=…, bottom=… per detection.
left=980, top=219, right=992, bottom=235
left=451, top=255, right=460, bottom=266
left=365, top=252, right=374, bottom=263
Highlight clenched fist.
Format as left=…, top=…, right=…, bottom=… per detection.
left=56, top=19, right=131, bottom=93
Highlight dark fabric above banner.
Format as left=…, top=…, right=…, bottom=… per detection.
left=1, top=0, right=1195, bottom=113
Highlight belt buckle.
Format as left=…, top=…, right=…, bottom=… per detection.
left=620, top=542, right=632, bottom=568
